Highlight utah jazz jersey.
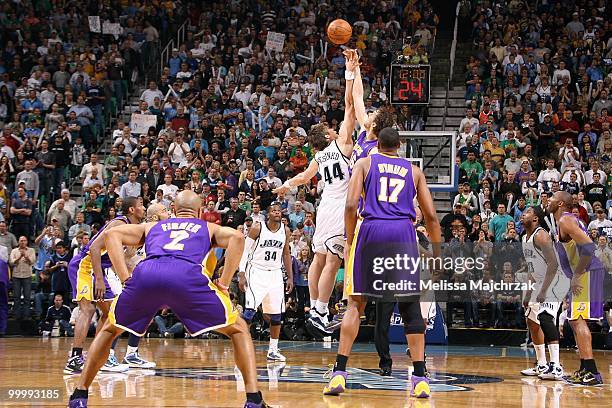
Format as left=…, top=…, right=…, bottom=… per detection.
left=144, top=218, right=212, bottom=266
left=247, top=222, right=286, bottom=271
left=349, top=130, right=377, bottom=174
left=361, top=153, right=417, bottom=221
left=315, top=140, right=350, bottom=200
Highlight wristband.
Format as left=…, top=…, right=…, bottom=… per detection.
left=217, top=281, right=229, bottom=291
left=345, top=70, right=355, bottom=81
left=283, top=180, right=292, bottom=189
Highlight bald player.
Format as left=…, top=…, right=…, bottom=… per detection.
left=68, top=191, right=268, bottom=408
left=548, top=191, right=605, bottom=386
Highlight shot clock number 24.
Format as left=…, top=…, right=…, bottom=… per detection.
left=390, top=64, right=431, bottom=105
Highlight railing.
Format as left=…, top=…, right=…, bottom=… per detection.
left=442, top=1, right=461, bottom=131
left=151, top=21, right=188, bottom=85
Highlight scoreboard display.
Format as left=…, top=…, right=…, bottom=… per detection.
left=390, top=64, right=431, bottom=105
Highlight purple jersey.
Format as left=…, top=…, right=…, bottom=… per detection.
left=144, top=218, right=211, bottom=265
left=349, top=130, right=377, bottom=174
left=361, top=153, right=417, bottom=221
left=78, top=216, right=130, bottom=269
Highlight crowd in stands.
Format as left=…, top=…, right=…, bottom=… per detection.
left=445, top=0, right=612, bottom=330
left=0, top=0, right=439, bottom=337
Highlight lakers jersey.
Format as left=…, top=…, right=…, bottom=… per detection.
left=361, top=153, right=417, bottom=221
left=145, top=218, right=214, bottom=267
left=78, top=215, right=130, bottom=268
left=349, top=130, right=377, bottom=173
left=315, top=140, right=350, bottom=200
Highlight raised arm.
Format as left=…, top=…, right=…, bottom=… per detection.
left=272, top=159, right=319, bottom=195
left=351, top=63, right=368, bottom=129
left=337, top=50, right=358, bottom=152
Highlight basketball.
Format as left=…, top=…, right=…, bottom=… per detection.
left=327, top=19, right=352, bottom=45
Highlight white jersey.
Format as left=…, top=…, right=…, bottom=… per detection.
left=522, top=226, right=569, bottom=317
left=247, top=222, right=286, bottom=271
left=522, top=226, right=548, bottom=283
left=315, top=140, right=350, bottom=201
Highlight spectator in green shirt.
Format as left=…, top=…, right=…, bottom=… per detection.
left=460, top=151, right=483, bottom=190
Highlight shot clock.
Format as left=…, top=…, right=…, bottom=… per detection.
left=390, top=64, right=431, bottom=105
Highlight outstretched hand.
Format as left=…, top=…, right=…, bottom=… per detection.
left=343, top=49, right=360, bottom=72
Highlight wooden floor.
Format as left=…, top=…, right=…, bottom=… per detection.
left=0, top=338, right=610, bottom=407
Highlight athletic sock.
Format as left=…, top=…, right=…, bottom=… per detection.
left=315, top=300, right=329, bottom=316
left=111, top=336, right=119, bottom=350
left=70, top=389, right=88, bottom=400
left=534, top=344, right=547, bottom=365
left=548, top=343, right=560, bottom=365
left=128, top=333, right=140, bottom=347
left=109, top=349, right=115, bottom=357
left=71, top=347, right=83, bottom=357
left=413, top=361, right=426, bottom=377
left=334, top=354, right=348, bottom=372
left=579, top=359, right=585, bottom=371
left=310, top=299, right=317, bottom=309
left=126, top=346, right=138, bottom=355
left=583, top=359, right=598, bottom=374
left=269, top=338, right=279, bottom=352
left=246, top=391, right=262, bottom=404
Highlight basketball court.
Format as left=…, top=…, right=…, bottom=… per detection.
left=1, top=337, right=609, bottom=406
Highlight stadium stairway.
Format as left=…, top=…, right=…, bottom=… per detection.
left=424, top=37, right=474, bottom=215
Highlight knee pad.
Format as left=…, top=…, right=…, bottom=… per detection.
left=242, top=308, right=257, bottom=323
left=538, top=312, right=559, bottom=343
left=267, top=313, right=282, bottom=326
left=399, top=302, right=426, bottom=334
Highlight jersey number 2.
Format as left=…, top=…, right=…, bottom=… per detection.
left=323, top=163, right=345, bottom=184
left=378, top=177, right=405, bottom=203
left=163, top=230, right=189, bottom=251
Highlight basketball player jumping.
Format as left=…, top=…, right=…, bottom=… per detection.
left=520, top=206, right=569, bottom=380
left=320, top=51, right=397, bottom=333
left=238, top=203, right=293, bottom=361
left=68, top=191, right=269, bottom=408
left=273, top=49, right=358, bottom=335
left=65, top=197, right=155, bottom=374
left=547, top=191, right=605, bottom=386
left=323, top=128, right=442, bottom=398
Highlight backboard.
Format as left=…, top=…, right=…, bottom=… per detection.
left=398, top=131, right=457, bottom=192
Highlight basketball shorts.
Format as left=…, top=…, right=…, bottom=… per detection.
left=345, top=218, right=420, bottom=299
left=69, top=254, right=114, bottom=302
left=568, top=269, right=605, bottom=321
left=109, top=258, right=238, bottom=336
left=244, top=265, right=285, bottom=314
left=525, top=274, right=570, bottom=323
left=312, top=197, right=345, bottom=258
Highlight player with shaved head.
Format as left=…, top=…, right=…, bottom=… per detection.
left=547, top=191, right=606, bottom=386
